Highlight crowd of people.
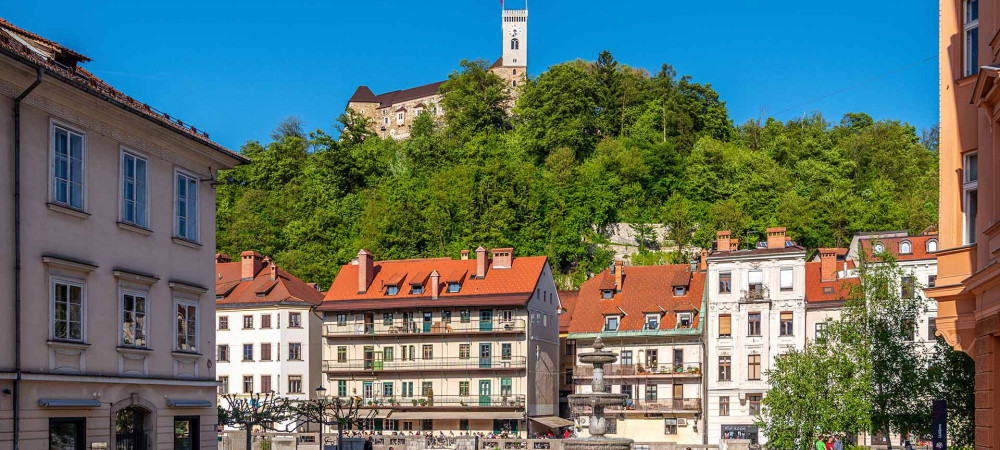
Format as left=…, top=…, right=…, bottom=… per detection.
left=814, top=437, right=845, bottom=450
left=342, top=429, right=575, bottom=440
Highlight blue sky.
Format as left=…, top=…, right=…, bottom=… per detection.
left=5, top=1, right=938, bottom=150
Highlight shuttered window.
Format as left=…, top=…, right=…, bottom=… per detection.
left=780, top=267, right=794, bottom=290
left=719, top=314, right=732, bottom=337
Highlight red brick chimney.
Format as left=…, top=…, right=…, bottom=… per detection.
left=766, top=227, right=787, bottom=249
left=460, top=250, right=470, bottom=260
left=241, top=251, right=263, bottom=281
left=265, top=257, right=277, bottom=281
left=216, top=253, right=231, bottom=263
left=819, top=248, right=839, bottom=282
left=716, top=231, right=732, bottom=252
left=357, top=249, right=374, bottom=293
left=430, top=270, right=440, bottom=299
left=614, top=260, right=625, bottom=292
left=475, top=246, right=487, bottom=279
left=491, top=248, right=513, bottom=269
left=699, top=249, right=708, bottom=272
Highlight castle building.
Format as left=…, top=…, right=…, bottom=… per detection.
left=346, top=6, right=527, bottom=140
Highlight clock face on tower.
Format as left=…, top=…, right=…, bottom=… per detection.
left=510, top=25, right=521, bottom=37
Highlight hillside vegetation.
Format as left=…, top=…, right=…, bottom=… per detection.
left=215, top=51, right=938, bottom=289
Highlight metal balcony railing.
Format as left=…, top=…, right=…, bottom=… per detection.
left=572, top=363, right=702, bottom=379
left=340, top=394, right=525, bottom=409
left=740, top=285, right=769, bottom=302
left=572, top=397, right=702, bottom=413
left=322, top=356, right=527, bottom=372
left=323, top=319, right=526, bottom=337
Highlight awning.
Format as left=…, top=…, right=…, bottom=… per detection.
left=38, top=399, right=101, bottom=408
left=389, top=411, right=522, bottom=420
left=529, top=416, right=574, bottom=428
left=166, top=399, right=213, bottom=408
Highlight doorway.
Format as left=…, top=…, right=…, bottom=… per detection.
left=116, top=406, right=151, bottom=450
left=173, top=417, right=199, bottom=450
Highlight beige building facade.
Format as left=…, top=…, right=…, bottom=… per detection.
left=0, top=18, right=246, bottom=450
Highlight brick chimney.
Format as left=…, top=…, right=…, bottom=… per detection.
left=475, top=246, right=487, bottom=279
left=766, top=227, right=787, bottom=249
left=614, top=260, right=625, bottom=292
left=264, top=257, right=277, bottom=281
left=699, top=249, right=708, bottom=272
left=430, top=270, right=440, bottom=299
left=241, top=251, right=263, bottom=281
left=357, top=249, right=374, bottom=293
left=819, top=248, right=839, bottom=282
left=491, top=248, right=513, bottom=269
left=216, top=253, right=231, bottom=263
left=716, top=231, right=732, bottom=252
left=460, top=250, right=470, bottom=260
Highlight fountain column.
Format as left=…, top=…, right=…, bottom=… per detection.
left=565, top=337, right=633, bottom=450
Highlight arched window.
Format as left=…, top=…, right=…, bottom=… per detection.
left=873, top=242, right=885, bottom=254
left=512, top=80, right=517, bottom=87
left=899, top=240, right=912, bottom=254
left=926, top=239, right=938, bottom=253
left=511, top=38, right=519, bottom=50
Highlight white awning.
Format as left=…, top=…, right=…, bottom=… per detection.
left=529, top=416, right=574, bottom=428
left=389, top=411, right=522, bottom=420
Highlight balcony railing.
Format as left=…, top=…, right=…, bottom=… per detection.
left=324, top=319, right=525, bottom=337
left=323, top=356, right=527, bottom=372
left=572, top=397, right=702, bottom=413
left=339, top=394, right=525, bottom=409
left=740, top=284, right=769, bottom=302
left=572, top=363, right=701, bottom=380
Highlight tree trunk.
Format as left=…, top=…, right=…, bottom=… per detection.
left=246, top=426, right=253, bottom=450
left=884, top=426, right=893, bottom=450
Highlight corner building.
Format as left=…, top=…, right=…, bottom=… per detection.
left=316, top=247, right=561, bottom=436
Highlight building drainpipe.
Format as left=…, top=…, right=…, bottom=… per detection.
left=13, top=66, right=44, bottom=450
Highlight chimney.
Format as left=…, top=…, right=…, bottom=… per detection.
left=699, top=249, right=708, bottom=272
left=491, top=248, right=513, bottom=269
left=264, top=257, right=277, bottom=281
left=216, top=253, right=231, bottom=263
left=460, top=250, right=470, bottom=260
left=475, top=246, right=487, bottom=279
left=240, top=251, right=263, bottom=281
left=357, top=249, right=374, bottom=293
left=716, top=231, right=732, bottom=252
left=766, top=227, right=787, bottom=249
left=614, top=260, right=625, bottom=292
left=819, top=249, right=838, bottom=282
left=430, top=270, right=441, bottom=299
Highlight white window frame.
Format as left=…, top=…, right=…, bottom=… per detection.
left=645, top=314, right=659, bottom=330
left=119, top=288, right=149, bottom=348
left=963, top=152, right=978, bottom=244
left=926, top=239, right=938, bottom=253
left=899, top=240, right=912, bottom=255
left=604, top=315, right=619, bottom=331
left=174, top=299, right=199, bottom=353
left=173, top=169, right=200, bottom=243
left=873, top=242, right=885, bottom=254
left=779, top=267, right=794, bottom=291
left=964, top=0, right=979, bottom=77
left=50, top=277, right=86, bottom=342
left=49, top=121, right=87, bottom=210
left=678, top=312, right=692, bottom=328
left=119, top=147, right=150, bottom=228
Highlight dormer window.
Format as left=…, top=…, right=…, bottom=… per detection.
left=386, top=285, right=399, bottom=296
left=677, top=312, right=692, bottom=328
left=601, top=289, right=614, bottom=300
left=926, top=239, right=938, bottom=253
left=899, top=240, right=912, bottom=255
left=604, top=316, right=619, bottom=331
left=822, top=287, right=835, bottom=295
left=645, top=314, right=659, bottom=330
left=447, top=282, right=461, bottom=293
left=673, top=286, right=687, bottom=296
left=411, top=285, right=424, bottom=294
left=873, top=242, right=885, bottom=254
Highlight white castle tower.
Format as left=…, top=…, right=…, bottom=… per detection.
left=501, top=3, right=528, bottom=73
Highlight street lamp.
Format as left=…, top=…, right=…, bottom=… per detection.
left=315, top=386, right=327, bottom=450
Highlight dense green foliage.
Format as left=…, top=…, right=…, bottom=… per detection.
left=216, top=52, right=938, bottom=289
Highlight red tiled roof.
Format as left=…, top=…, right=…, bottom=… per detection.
left=216, top=256, right=324, bottom=307
left=318, top=253, right=549, bottom=312
left=804, top=260, right=858, bottom=304
left=567, top=265, right=705, bottom=334
left=0, top=17, right=245, bottom=163
left=860, top=234, right=938, bottom=261
left=558, top=290, right=578, bottom=333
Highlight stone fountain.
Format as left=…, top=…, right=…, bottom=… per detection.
left=566, top=337, right=633, bottom=450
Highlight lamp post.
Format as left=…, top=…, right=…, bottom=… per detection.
left=316, top=386, right=327, bottom=450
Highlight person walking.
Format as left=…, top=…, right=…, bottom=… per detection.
left=815, top=437, right=826, bottom=450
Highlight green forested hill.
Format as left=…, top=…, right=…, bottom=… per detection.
left=215, top=52, right=938, bottom=289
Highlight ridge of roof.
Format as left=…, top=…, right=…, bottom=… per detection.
left=348, top=85, right=379, bottom=103
left=216, top=257, right=324, bottom=306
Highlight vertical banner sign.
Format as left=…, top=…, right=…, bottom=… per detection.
left=932, top=399, right=947, bottom=450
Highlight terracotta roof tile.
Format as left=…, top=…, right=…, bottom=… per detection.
left=804, top=260, right=858, bottom=304
left=558, top=290, right=578, bottom=333
left=216, top=255, right=324, bottom=307
left=860, top=234, right=938, bottom=261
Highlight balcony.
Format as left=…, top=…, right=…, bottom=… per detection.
left=323, top=319, right=525, bottom=338
left=740, top=284, right=769, bottom=303
left=322, top=356, right=527, bottom=373
left=343, top=394, right=525, bottom=410
left=572, top=397, right=701, bottom=414
left=572, top=363, right=701, bottom=380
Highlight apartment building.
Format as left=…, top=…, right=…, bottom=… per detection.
left=316, top=247, right=562, bottom=436
left=215, top=251, right=324, bottom=430
left=704, top=228, right=807, bottom=445
left=0, top=17, right=246, bottom=450
left=567, top=261, right=707, bottom=444
left=557, top=290, right=578, bottom=421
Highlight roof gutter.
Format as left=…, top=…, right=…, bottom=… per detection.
left=12, top=64, right=43, bottom=450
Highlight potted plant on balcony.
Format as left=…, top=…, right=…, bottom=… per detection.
left=501, top=395, right=509, bottom=406
left=418, top=398, right=427, bottom=407
left=411, top=399, right=419, bottom=406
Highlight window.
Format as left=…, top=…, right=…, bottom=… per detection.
left=928, top=274, right=937, bottom=288
left=398, top=382, right=411, bottom=397
left=566, top=339, right=576, bottom=356
left=719, top=314, right=732, bottom=337
left=403, top=422, right=413, bottom=431
left=748, top=270, right=763, bottom=295
left=441, top=311, right=452, bottom=322
left=502, top=343, right=512, bottom=360
left=874, top=242, right=885, bottom=254
left=673, top=286, right=686, bottom=296
left=748, top=354, right=761, bottom=380
left=219, top=316, right=228, bottom=330
left=382, top=382, right=394, bottom=397
left=49, top=417, right=86, bottom=450
left=748, top=394, right=762, bottom=415
left=815, top=322, right=828, bottom=341
left=422, top=344, right=433, bottom=360
left=217, top=345, right=229, bottom=362
left=447, top=282, right=461, bottom=293
left=647, top=349, right=658, bottom=367
left=928, top=318, right=938, bottom=340
left=780, top=267, right=793, bottom=291
left=899, top=240, right=912, bottom=255
left=410, top=285, right=424, bottom=295
left=243, top=344, right=254, bottom=361
left=261, top=314, right=271, bottom=329
left=383, top=313, right=394, bottom=326
left=120, top=291, right=147, bottom=347
left=511, top=38, right=519, bottom=49
left=336, top=313, right=347, bottom=326
left=719, top=271, right=732, bottom=293
left=718, top=356, right=731, bottom=381
left=338, top=380, right=347, bottom=397
left=748, top=312, right=761, bottom=336
left=51, top=125, right=85, bottom=210
left=664, top=418, right=677, bottom=435
left=513, top=68, right=517, bottom=75
left=901, top=276, right=916, bottom=299
left=460, top=310, right=471, bottom=322
left=604, top=316, right=619, bottom=331
left=120, top=150, right=148, bottom=227
left=383, top=346, right=394, bottom=362
left=422, top=419, right=433, bottom=431
left=964, top=0, right=979, bottom=77
left=174, top=171, right=199, bottom=241
left=243, top=376, right=253, bottom=394
left=621, top=350, right=633, bottom=366
left=601, top=289, right=614, bottom=299
left=719, top=396, right=730, bottom=416
left=175, top=301, right=198, bottom=352
left=645, top=314, right=659, bottom=330
left=386, top=285, right=399, bottom=296
left=565, top=369, right=574, bottom=386
left=288, top=343, right=302, bottom=360
left=219, top=376, right=229, bottom=395
left=421, top=381, right=433, bottom=396
left=501, top=309, right=514, bottom=322
left=964, top=152, right=978, bottom=244
left=512, top=80, right=517, bottom=88
left=337, top=346, right=347, bottom=363
left=501, top=378, right=512, bottom=396
left=677, top=312, right=692, bottom=328
left=289, top=312, right=301, bottom=328
left=261, top=343, right=272, bottom=361
left=459, top=344, right=471, bottom=359
left=645, top=384, right=657, bottom=401
left=927, top=239, right=938, bottom=253
left=261, top=375, right=272, bottom=393
left=243, top=315, right=253, bottom=329
left=52, top=279, right=84, bottom=342
left=779, top=311, right=794, bottom=336
left=288, top=376, right=303, bottom=394
left=822, top=287, right=835, bottom=295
